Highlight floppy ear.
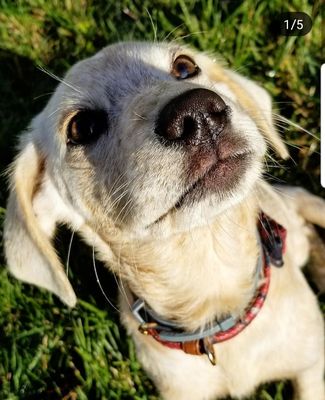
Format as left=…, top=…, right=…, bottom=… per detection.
left=4, top=139, right=77, bottom=307
left=209, top=64, right=289, bottom=159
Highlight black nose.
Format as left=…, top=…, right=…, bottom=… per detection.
left=155, top=88, right=228, bottom=146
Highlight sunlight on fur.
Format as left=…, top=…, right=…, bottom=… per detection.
left=4, top=42, right=325, bottom=400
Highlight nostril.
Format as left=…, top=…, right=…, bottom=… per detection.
left=182, top=116, right=198, bottom=142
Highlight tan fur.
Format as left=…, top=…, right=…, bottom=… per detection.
left=209, top=64, right=289, bottom=159
left=4, top=141, right=76, bottom=306
left=3, top=42, right=324, bottom=399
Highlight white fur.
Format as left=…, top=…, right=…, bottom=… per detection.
left=3, top=42, right=324, bottom=399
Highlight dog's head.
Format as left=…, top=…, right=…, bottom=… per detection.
left=4, top=42, right=288, bottom=306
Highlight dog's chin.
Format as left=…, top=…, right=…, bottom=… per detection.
left=151, top=151, right=254, bottom=228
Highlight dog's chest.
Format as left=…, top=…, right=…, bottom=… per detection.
left=123, top=265, right=322, bottom=399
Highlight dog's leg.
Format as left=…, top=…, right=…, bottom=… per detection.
left=275, top=186, right=325, bottom=228
left=293, top=359, right=325, bottom=400
left=307, top=225, right=325, bottom=292
left=274, top=185, right=325, bottom=292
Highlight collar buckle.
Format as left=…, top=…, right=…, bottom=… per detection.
left=139, top=322, right=158, bottom=335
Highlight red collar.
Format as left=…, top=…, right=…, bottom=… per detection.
left=131, top=212, right=287, bottom=365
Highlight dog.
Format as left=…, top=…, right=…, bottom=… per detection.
left=3, top=42, right=325, bottom=399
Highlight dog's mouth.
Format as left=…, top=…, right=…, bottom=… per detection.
left=152, top=149, right=252, bottom=225
left=178, top=150, right=251, bottom=205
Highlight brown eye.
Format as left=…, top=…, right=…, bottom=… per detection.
left=67, top=110, right=108, bottom=145
left=171, top=55, right=200, bottom=80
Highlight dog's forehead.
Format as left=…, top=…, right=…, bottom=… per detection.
left=64, top=42, right=182, bottom=102
left=97, top=41, right=175, bottom=70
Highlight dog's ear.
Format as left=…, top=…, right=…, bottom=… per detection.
left=209, top=64, right=289, bottom=159
left=4, top=138, right=77, bottom=307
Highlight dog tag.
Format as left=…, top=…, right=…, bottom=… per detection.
left=203, top=337, right=217, bottom=365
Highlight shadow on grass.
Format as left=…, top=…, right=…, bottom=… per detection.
left=0, top=50, right=57, bottom=207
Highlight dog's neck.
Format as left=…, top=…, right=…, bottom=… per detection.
left=110, top=197, right=259, bottom=332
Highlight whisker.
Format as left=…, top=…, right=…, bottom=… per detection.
left=38, top=66, right=83, bottom=95
left=66, top=230, right=75, bottom=276
left=92, top=245, right=120, bottom=313
left=263, top=172, right=286, bottom=184
left=132, top=111, right=147, bottom=121
left=162, top=23, right=186, bottom=42
left=145, top=8, right=158, bottom=43
left=110, top=258, right=132, bottom=311
left=114, top=196, right=134, bottom=225
left=273, top=114, right=319, bottom=140
left=174, top=30, right=208, bottom=41
left=69, top=165, right=94, bottom=171
left=33, top=91, right=55, bottom=101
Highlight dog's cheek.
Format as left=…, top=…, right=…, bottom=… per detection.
left=123, top=147, right=186, bottom=229
left=230, top=108, right=267, bottom=158
left=105, top=108, right=187, bottom=227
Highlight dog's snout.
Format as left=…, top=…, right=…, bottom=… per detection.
left=155, top=88, right=228, bottom=146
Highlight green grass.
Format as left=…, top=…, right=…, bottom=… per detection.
left=0, top=0, right=323, bottom=399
